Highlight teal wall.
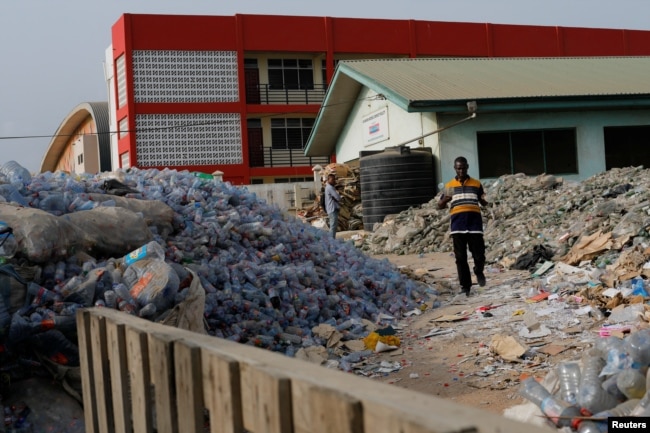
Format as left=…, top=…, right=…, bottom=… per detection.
left=436, top=109, right=650, bottom=185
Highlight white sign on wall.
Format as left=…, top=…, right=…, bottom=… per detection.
left=362, top=107, right=389, bottom=146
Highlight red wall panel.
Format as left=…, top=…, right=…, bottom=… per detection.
left=562, top=27, right=626, bottom=56
left=490, top=24, right=560, bottom=57
left=330, top=18, right=412, bottom=54
left=127, top=14, right=238, bottom=50
left=623, top=30, right=650, bottom=55
left=414, top=21, right=490, bottom=57
left=240, top=15, right=328, bottom=52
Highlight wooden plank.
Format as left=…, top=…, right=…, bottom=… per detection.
left=148, top=332, right=179, bottom=433
left=308, top=386, right=363, bottom=433
left=201, top=348, right=243, bottom=433
left=106, top=319, right=130, bottom=433
left=174, top=340, right=204, bottom=432
left=76, top=310, right=98, bottom=433
left=240, top=363, right=292, bottom=433
left=89, top=314, right=114, bottom=433
left=126, top=326, right=153, bottom=433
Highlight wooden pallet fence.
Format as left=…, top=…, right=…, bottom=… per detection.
left=76, top=307, right=553, bottom=433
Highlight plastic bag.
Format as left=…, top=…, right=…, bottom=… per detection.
left=65, top=206, right=153, bottom=257
left=158, top=268, right=207, bottom=334
left=0, top=203, right=85, bottom=263
left=123, top=258, right=180, bottom=312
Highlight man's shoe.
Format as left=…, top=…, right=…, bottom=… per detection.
left=476, top=273, right=486, bottom=287
left=462, top=288, right=471, bottom=297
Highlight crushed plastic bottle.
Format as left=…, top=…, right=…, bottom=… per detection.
left=616, top=367, right=647, bottom=399
left=519, top=377, right=581, bottom=428
left=624, top=328, right=650, bottom=367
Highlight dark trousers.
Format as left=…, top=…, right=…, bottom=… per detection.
left=452, top=233, right=485, bottom=291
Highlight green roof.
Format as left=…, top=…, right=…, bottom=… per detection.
left=305, top=56, right=650, bottom=156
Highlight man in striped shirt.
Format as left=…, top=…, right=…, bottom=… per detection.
left=438, top=156, right=488, bottom=297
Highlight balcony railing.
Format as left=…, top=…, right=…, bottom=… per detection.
left=249, top=147, right=330, bottom=168
left=247, top=84, right=327, bottom=105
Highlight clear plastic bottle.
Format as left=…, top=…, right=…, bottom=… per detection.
left=0, top=160, right=32, bottom=185
left=557, top=361, right=581, bottom=405
left=601, top=373, right=627, bottom=402
left=616, top=367, right=647, bottom=399
left=624, top=328, right=650, bottom=367
left=578, top=350, right=619, bottom=414
left=595, top=397, right=640, bottom=417
left=519, top=377, right=581, bottom=427
left=630, top=369, right=650, bottom=416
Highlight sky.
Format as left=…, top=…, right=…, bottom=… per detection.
left=2, top=0, right=650, bottom=173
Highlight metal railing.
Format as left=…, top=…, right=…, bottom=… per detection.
left=247, top=84, right=327, bottom=105
left=249, top=147, right=330, bottom=168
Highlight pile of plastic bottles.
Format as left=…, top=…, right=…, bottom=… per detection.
left=0, top=161, right=436, bottom=370
left=519, top=329, right=650, bottom=432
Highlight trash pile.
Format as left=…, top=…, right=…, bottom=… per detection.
left=363, top=166, right=650, bottom=287
left=300, top=163, right=364, bottom=232
left=518, top=330, right=650, bottom=431
left=363, top=168, right=625, bottom=258
left=0, top=160, right=434, bottom=429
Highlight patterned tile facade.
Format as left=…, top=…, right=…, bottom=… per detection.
left=135, top=113, right=242, bottom=166
left=132, top=50, right=239, bottom=103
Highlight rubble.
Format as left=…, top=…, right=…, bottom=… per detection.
left=362, top=166, right=650, bottom=289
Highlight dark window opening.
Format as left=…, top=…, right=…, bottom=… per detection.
left=268, top=58, right=314, bottom=90
left=604, top=125, right=650, bottom=170
left=478, top=128, right=577, bottom=178
left=271, top=118, right=314, bottom=150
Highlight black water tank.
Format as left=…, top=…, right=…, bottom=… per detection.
left=360, top=146, right=435, bottom=231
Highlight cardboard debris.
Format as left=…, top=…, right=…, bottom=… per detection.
left=561, top=230, right=614, bottom=265
left=431, top=313, right=471, bottom=322
left=295, top=345, right=329, bottom=364
left=490, top=335, right=527, bottom=362
left=312, top=323, right=343, bottom=348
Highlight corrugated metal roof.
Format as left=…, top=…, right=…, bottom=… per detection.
left=341, top=57, right=650, bottom=106
left=305, top=56, right=650, bottom=157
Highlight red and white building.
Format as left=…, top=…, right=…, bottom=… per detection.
left=106, top=14, right=650, bottom=184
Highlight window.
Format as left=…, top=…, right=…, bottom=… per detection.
left=271, top=118, right=314, bottom=150
left=268, top=59, right=314, bottom=90
left=478, top=128, right=577, bottom=177
left=604, top=125, right=650, bottom=170
left=119, top=118, right=129, bottom=138
left=116, top=55, right=127, bottom=108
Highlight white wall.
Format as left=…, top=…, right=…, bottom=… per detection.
left=436, top=109, right=650, bottom=184
left=104, top=45, right=118, bottom=171
left=336, top=87, right=440, bottom=164
left=246, top=181, right=319, bottom=210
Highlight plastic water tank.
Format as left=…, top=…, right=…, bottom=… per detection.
left=360, top=146, right=435, bottom=231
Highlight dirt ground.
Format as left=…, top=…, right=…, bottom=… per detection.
left=364, top=251, right=593, bottom=417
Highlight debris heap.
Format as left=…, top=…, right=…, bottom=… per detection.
left=362, top=166, right=650, bottom=287
left=300, top=163, right=363, bottom=231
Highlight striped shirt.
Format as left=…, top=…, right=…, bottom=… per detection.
left=443, top=176, right=485, bottom=234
